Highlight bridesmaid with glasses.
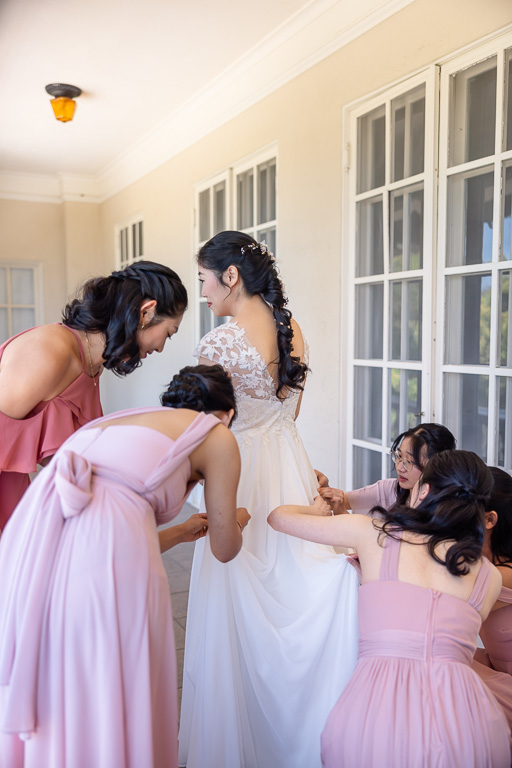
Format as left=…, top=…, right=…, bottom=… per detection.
left=317, top=422, right=456, bottom=516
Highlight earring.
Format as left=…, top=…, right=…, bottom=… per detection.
left=140, top=321, right=145, bottom=330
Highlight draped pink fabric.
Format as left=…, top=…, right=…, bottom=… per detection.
left=321, top=534, right=511, bottom=768
left=0, top=325, right=102, bottom=527
left=0, top=408, right=219, bottom=768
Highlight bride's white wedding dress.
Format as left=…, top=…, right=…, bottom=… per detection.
left=178, top=320, right=359, bottom=768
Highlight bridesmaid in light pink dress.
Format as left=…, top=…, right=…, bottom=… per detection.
left=472, top=466, right=512, bottom=728
left=0, top=365, right=247, bottom=768
left=270, top=450, right=511, bottom=768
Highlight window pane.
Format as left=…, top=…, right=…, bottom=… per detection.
left=258, top=159, right=276, bottom=224
left=256, top=227, right=276, bottom=256
left=213, top=182, right=226, bottom=235
left=0, top=308, right=8, bottom=343
left=355, top=284, right=384, bottom=358
left=138, top=222, right=143, bottom=257
left=199, top=189, right=211, bottom=243
left=357, top=105, right=385, bottom=193
left=389, top=368, right=422, bottom=442
left=446, top=168, right=494, bottom=266
left=11, top=308, right=35, bottom=335
left=390, top=279, right=422, bottom=361
left=199, top=302, right=211, bottom=339
left=449, top=57, right=497, bottom=166
left=132, top=223, right=137, bottom=260
left=445, top=273, right=491, bottom=365
left=353, top=446, right=382, bottom=488
left=503, top=164, right=512, bottom=261
left=11, top=268, right=35, bottom=305
left=506, top=51, right=512, bottom=152
left=356, top=197, right=383, bottom=277
left=499, top=270, right=512, bottom=366
left=354, top=366, right=382, bottom=442
left=392, top=85, right=425, bottom=182
left=497, top=376, right=512, bottom=470
left=237, top=169, right=254, bottom=229
left=443, top=372, right=488, bottom=460
left=0, top=268, right=7, bottom=303
left=390, top=187, right=423, bottom=272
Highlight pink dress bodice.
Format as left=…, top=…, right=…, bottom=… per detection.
left=0, top=324, right=102, bottom=474
left=479, top=583, right=512, bottom=675
left=321, top=533, right=511, bottom=768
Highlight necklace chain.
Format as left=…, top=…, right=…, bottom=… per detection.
left=84, top=331, right=97, bottom=387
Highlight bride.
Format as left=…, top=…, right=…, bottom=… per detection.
left=178, top=231, right=360, bottom=768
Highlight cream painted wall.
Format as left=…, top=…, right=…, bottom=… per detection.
left=3, top=0, right=512, bottom=487
left=62, top=201, right=103, bottom=295
left=0, top=199, right=66, bottom=323
left=100, top=0, right=512, bottom=487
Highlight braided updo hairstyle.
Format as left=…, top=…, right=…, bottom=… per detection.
left=374, top=450, right=493, bottom=576
left=62, top=261, right=188, bottom=375
left=161, top=364, right=237, bottom=422
left=486, top=467, right=512, bottom=569
left=197, top=231, right=308, bottom=397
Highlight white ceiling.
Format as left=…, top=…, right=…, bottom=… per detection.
left=0, top=0, right=414, bottom=201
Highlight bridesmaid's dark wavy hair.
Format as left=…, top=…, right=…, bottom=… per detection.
left=161, top=364, right=237, bottom=423
left=486, top=467, right=512, bottom=570
left=62, top=261, right=187, bottom=376
left=373, top=450, right=493, bottom=577
left=392, top=423, right=456, bottom=506
left=197, top=231, right=308, bottom=397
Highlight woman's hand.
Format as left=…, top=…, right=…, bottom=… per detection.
left=318, top=486, right=349, bottom=515
left=315, top=469, right=329, bottom=488
left=158, top=513, right=208, bottom=552
left=310, top=495, right=332, bottom=516
left=236, top=507, right=251, bottom=531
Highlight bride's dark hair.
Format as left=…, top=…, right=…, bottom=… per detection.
left=197, top=230, right=308, bottom=397
left=161, top=364, right=237, bottom=422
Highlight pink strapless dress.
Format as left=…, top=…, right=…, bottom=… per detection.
left=321, top=534, right=511, bottom=768
left=0, top=325, right=102, bottom=528
left=473, top=583, right=512, bottom=728
left=0, top=408, right=220, bottom=768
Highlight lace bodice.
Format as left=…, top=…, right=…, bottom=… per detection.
left=194, top=320, right=308, bottom=434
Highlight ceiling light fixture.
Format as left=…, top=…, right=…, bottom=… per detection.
left=45, top=83, right=82, bottom=123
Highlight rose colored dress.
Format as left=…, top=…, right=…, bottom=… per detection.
left=472, top=583, right=512, bottom=728
left=346, top=476, right=397, bottom=515
left=0, top=325, right=102, bottom=528
left=321, top=534, right=511, bottom=768
left=0, top=408, right=219, bottom=768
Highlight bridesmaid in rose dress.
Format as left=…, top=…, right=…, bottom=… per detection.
left=472, top=466, right=512, bottom=727
left=269, top=450, right=511, bottom=768
left=0, top=260, right=187, bottom=529
left=0, top=365, right=249, bottom=768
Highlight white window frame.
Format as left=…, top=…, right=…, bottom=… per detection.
left=342, top=68, right=437, bottom=488
left=342, top=27, right=512, bottom=488
left=115, top=213, right=144, bottom=269
left=0, top=261, right=43, bottom=344
left=192, top=143, right=278, bottom=344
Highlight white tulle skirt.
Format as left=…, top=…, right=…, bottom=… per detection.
left=178, top=421, right=360, bottom=768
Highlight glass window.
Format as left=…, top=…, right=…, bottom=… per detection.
left=0, top=264, right=40, bottom=344
left=358, top=106, right=385, bottom=193
left=449, top=57, right=497, bottom=166
left=117, top=216, right=144, bottom=267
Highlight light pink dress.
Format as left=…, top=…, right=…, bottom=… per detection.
left=346, top=476, right=397, bottom=515
left=472, top=583, right=512, bottom=728
left=321, top=534, right=511, bottom=768
left=0, top=408, right=219, bottom=768
left=0, top=325, right=102, bottom=528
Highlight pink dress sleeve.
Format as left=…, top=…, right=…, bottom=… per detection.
left=346, top=477, right=398, bottom=515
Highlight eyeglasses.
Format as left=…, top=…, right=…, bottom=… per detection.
left=390, top=449, right=417, bottom=473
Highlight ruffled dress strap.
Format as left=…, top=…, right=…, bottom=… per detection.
left=467, top=557, right=494, bottom=612
left=378, top=531, right=402, bottom=581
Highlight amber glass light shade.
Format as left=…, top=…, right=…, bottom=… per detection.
left=50, top=97, right=76, bottom=122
